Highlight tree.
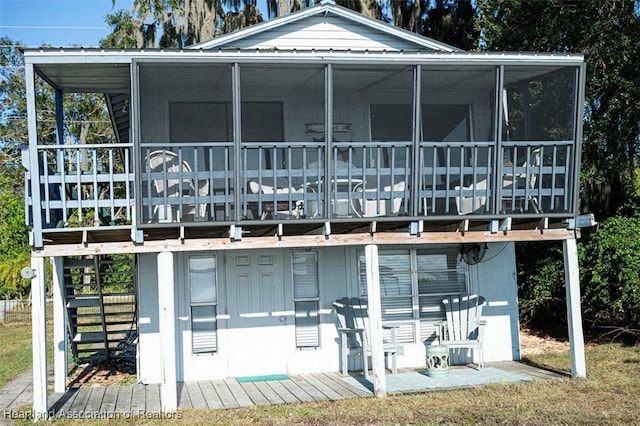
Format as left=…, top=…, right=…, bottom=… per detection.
left=422, top=0, right=478, bottom=50
left=477, top=0, right=640, bottom=220
left=108, top=0, right=264, bottom=48
left=0, top=39, right=31, bottom=296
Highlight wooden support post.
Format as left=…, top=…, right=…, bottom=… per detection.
left=158, top=250, right=178, bottom=411
left=51, top=257, right=67, bottom=393
left=563, top=237, right=586, bottom=378
left=364, top=244, right=386, bottom=397
left=31, top=256, right=48, bottom=419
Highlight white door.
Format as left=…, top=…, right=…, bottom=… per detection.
left=225, top=250, right=289, bottom=377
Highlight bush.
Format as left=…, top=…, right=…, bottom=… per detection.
left=579, top=215, right=640, bottom=339
left=516, top=241, right=567, bottom=334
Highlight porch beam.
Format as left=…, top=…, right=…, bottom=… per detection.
left=158, top=250, right=178, bottom=411
left=33, top=228, right=577, bottom=257
left=563, top=237, right=586, bottom=378
left=25, top=62, right=43, bottom=248
left=51, top=256, right=68, bottom=393
left=31, top=256, right=48, bottom=419
left=364, top=244, right=386, bottom=397
left=492, top=65, right=504, bottom=216
left=232, top=63, right=242, bottom=222
left=411, top=65, right=421, bottom=217
left=324, top=63, right=333, bottom=220
left=130, top=60, right=144, bottom=243
left=571, top=64, right=587, bottom=215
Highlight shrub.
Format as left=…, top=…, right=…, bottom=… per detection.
left=515, top=241, right=567, bottom=334
left=579, top=215, right=640, bottom=339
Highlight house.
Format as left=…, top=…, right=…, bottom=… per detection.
left=23, top=0, right=587, bottom=417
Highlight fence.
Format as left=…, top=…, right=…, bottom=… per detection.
left=1, top=299, right=53, bottom=323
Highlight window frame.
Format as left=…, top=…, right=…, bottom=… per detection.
left=358, top=246, right=469, bottom=344
left=291, top=250, right=321, bottom=349
left=188, top=254, right=219, bottom=355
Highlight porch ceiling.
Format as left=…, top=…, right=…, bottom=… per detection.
left=35, top=62, right=131, bottom=94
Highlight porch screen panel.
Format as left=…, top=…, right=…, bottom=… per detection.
left=420, top=66, right=496, bottom=216
left=502, top=66, right=578, bottom=214
left=417, top=248, right=468, bottom=341
left=189, top=255, right=218, bottom=353
left=292, top=252, right=320, bottom=348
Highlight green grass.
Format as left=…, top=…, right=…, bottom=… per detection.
left=0, top=323, right=33, bottom=387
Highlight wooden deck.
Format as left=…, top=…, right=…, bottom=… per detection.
left=46, top=362, right=564, bottom=417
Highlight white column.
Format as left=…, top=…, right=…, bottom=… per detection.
left=158, top=251, right=177, bottom=411
left=364, top=244, right=386, bottom=397
left=563, top=237, right=586, bottom=378
left=31, top=256, right=48, bottom=419
left=51, top=257, right=67, bottom=393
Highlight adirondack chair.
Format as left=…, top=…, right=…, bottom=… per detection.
left=436, top=294, right=487, bottom=368
left=332, top=297, right=398, bottom=379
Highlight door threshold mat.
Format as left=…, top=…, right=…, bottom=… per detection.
left=236, top=374, right=290, bottom=383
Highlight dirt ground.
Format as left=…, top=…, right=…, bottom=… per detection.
left=67, top=359, right=136, bottom=387
left=66, top=329, right=569, bottom=386
left=519, top=328, right=570, bottom=355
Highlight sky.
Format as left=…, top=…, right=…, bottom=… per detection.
left=0, top=0, right=133, bottom=48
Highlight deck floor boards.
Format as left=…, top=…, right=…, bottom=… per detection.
left=264, top=380, right=300, bottom=404
left=114, top=385, right=133, bottom=413
left=46, top=362, right=564, bottom=416
left=224, top=378, right=254, bottom=408
left=198, top=380, right=224, bottom=409
left=321, top=372, right=371, bottom=397
left=253, top=381, right=286, bottom=405
left=99, top=385, right=119, bottom=413
left=54, top=387, right=78, bottom=415
left=185, top=382, right=208, bottom=409
left=289, top=375, right=331, bottom=402
left=177, top=382, right=191, bottom=408
left=68, top=387, right=92, bottom=414
left=300, top=374, right=344, bottom=401
left=84, top=386, right=106, bottom=413
left=238, top=382, right=271, bottom=406
left=145, top=384, right=162, bottom=412
left=279, top=379, right=316, bottom=403
left=130, top=384, right=147, bottom=413
left=212, top=380, right=240, bottom=409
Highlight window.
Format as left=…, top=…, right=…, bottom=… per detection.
left=292, top=251, right=320, bottom=348
left=358, top=246, right=468, bottom=343
left=417, top=249, right=467, bottom=341
left=189, top=255, right=218, bottom=354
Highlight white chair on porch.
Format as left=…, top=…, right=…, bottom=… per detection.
left=247, top=178, right=305, bottom=219
left=435, top=294, right=487, bottom=368
left=146, top=150, right=209, bottom=222
left=332, top=297, right=397, bottom=379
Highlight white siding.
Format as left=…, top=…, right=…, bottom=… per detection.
left=473, top=242, right=521, bottom=362
left=219, top=16, right=425, bottom=52
left=135, top=243, right=519, bottom=382
left=137, top=253, right=162, bottom=384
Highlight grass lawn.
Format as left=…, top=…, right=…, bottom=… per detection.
left=0, top=323, right=32, bottom=387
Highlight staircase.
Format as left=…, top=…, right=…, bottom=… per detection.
left=63, top=254, right=137, bottom=364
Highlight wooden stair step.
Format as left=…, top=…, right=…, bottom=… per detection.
left=73, top=331, right=107, bottom=344
left=63, top=258, right=96, bottom=268
left=67, top=298, right=100, bottom=308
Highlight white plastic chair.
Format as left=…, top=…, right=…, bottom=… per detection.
left=146, top=150, right=208, bottom=222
